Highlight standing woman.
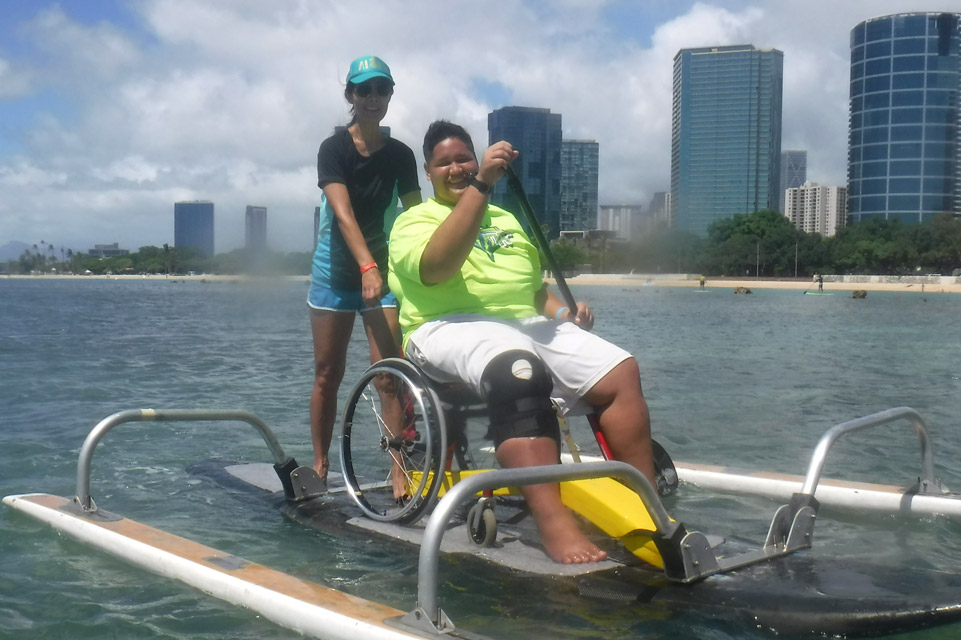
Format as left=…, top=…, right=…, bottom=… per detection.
left=308, top=56, right=421, bottom=483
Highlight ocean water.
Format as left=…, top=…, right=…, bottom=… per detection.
left=2, top=277, right=961, bottom=640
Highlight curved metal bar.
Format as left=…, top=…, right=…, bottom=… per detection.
left=800, top=406, right=936, bottom=496
left=414, top=461, right=671, bottom=626
left=76, top=409, right=291, bottom=512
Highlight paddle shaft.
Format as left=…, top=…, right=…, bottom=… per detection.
left=504, top=165, right=578, bottom=312
left=504, top=164, right=614, bottom=461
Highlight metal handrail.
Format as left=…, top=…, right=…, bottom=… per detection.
left=75, top=409, right=292, bottom=512
left=800, top=406, right=939, bottom=496
left=404, top=461, right=676, bottom=633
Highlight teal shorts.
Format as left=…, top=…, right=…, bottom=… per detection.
left=307, top=283, right=397, bottom=313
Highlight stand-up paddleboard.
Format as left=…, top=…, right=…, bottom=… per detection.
left=200, top=459, right=961, bottom=638
left=803, top=291, right=834, bottom=295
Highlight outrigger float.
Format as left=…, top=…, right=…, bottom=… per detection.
left=6, top=405, right=961, bottom=639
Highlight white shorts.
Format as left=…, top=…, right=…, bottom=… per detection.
left=404, top=314, right=632, bottom=416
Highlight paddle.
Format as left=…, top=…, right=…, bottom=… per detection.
left=504, top=163, right=678, bottom=494
left=504, top=164, right=578, bottom=314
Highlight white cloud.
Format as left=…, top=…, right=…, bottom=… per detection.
left=0, top=0, right=954, bottom=252
left=0, top=57, right=33, bottom=98
left=0, top=158, right=67, bottom=189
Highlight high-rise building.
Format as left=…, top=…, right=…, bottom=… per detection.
left=848, top=12, right=961, bottom=225
left=488, top=106, right=563, bottom=237
left=648, top=192, right=672, bottom=226
left=780, top=150, right=808, bottom=212
left=784, top=182, right=848, bottom=237
left=560, top=140, right=599, bottom=232
left=598, top=204, right=645, bottom=241
left=245, top=206, right=267, bottom=253
left=671, top=45, right=784, bottom=235
left=174, top=201, right=215, bottom=258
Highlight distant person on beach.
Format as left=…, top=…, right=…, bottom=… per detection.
left=388, top=120, right=657, bottom=564
left=307, top=56, right=421, bottom=483
left=700, top=275, right=706, bottom=289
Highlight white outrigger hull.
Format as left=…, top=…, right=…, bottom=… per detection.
left=2, top=493, right=425, bottom=640
left=676, top=462, right=961, bottom=517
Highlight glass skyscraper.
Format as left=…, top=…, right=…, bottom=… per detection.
left=174, top=201, right=215, bottom=258
left=848, top=12, right=960, bottom=224
left=779, top=150, right=808, bottom=212
left=488, top=106, right=562, bottom=237
left=245, top=205, right=267, bottom=253
left=560, top=140, right=599, bottom=232
left=671, top=45, right=784, bottom=235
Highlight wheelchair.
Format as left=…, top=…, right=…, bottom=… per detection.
left=338, top=357, right=497, bottom=525
left=338, top=357, right=677, bottom=532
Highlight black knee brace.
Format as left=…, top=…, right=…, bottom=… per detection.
left=480, top=350, right=559, bottom=448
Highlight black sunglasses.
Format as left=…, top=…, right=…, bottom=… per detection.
left=352, top=80, right=393, bottom=98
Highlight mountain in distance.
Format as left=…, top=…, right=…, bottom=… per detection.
left=0, top=241, right=31, bottom=261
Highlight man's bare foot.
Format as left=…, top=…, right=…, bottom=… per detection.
left=537, top=511, right=608, bottom=564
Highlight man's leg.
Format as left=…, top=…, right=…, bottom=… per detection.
left=408, top=319, right=607, bottom=564
left=582, top=358, right=656, bottom=488
left=496, top=436, right=607, bottom=564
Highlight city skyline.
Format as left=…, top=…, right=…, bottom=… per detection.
left=0, top=1, right=949, bottom=253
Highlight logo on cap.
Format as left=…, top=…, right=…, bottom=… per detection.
left=347, top=56, right=394, bottom=85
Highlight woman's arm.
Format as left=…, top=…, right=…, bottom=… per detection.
left=322, top=182, right=383, bottom=303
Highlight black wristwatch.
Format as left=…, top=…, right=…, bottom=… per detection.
left=466, top=174, right=492, bottom=196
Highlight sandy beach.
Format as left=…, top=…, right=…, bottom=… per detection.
left=6, top=272, right=961, bottom=294
left=552, top=273, right=961, bottom=294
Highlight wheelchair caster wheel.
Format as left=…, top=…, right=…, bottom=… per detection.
left=467, top=500, right=497, bottom=547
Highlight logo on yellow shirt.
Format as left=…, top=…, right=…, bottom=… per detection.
left=475, top=228, right=514, bottom=261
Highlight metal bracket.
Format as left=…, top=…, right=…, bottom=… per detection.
left=764, top=493, right=819, bottom=550
left=397, top=606, right=457, bottom=635
left=287, top=465, right=327, bottom=502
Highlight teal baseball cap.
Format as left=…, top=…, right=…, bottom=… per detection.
left=346, top=56, right=394, bottom=85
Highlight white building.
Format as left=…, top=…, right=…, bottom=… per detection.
left=598, top=204, right=643, bottom=241
left=784, top=182, right=847, bottom=237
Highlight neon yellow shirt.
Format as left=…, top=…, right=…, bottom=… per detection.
left=388, top=198, right=543, bottom=348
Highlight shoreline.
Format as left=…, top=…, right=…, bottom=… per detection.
left=5, top=272, right=961, bottom=294
left=556, top=273, right=961, bottom=294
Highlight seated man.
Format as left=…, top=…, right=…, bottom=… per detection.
left=388, top=120, right=657, bottom=564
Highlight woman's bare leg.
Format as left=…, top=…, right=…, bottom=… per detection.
left=309, top=309, right=356, bottom=478
left=362, top=307, right=406, bottom=498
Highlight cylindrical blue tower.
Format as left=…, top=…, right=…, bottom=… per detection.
left=848, top=12, right=960, bottom=224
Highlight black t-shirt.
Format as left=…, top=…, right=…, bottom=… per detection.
left=316, top=128, right=419, bottom=289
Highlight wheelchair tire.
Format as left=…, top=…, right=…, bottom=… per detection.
left=340, top=358, right=446, bottom=524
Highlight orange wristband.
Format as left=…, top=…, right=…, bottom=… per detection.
left=359, top=262, right=378, bottom=274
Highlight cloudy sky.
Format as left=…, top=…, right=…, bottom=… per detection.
left=0, top=0, right=950, bottom=255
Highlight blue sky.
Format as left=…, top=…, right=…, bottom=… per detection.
left=0, top=0, right=948, bottom=254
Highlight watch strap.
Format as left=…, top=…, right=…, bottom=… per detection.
left=466, top=174, right=492, bottom=195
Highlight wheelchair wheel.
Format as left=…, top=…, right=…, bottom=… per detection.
left=340, top=358, right=446, bottom=524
